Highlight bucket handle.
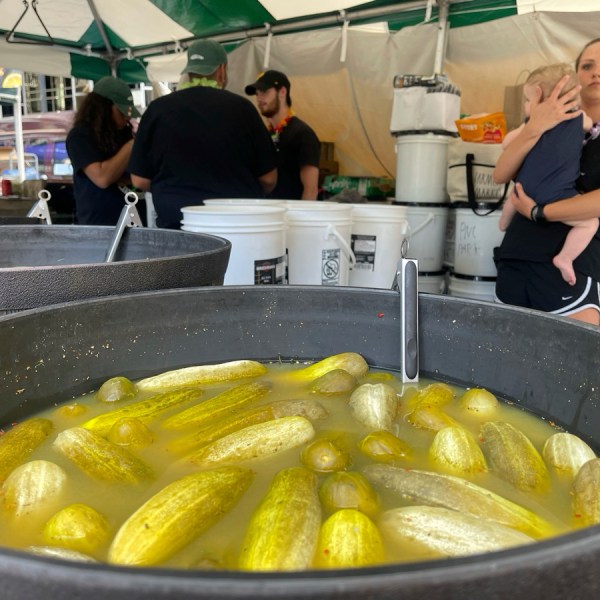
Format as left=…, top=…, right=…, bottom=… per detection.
left=326, top=224, right=356, bottom=266
left=406, top=213, right=434, bottom=238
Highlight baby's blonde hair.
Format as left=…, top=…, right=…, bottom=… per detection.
left=526, top=63, right=579, bottom=100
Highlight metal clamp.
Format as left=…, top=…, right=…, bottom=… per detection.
left=26, top=189, right=52, bottom=224
left=104, top=192, right=143, bottom=263
left=392, top=238, right=419, bottom=383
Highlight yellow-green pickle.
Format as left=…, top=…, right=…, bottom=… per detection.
left=0, top=351, right=594, bottom=571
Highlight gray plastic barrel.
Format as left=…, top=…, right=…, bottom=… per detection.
left=0, top=287, right=598, bottom=600
left=0, top=225, right=231, bottom=313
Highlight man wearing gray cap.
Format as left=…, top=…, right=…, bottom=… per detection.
left=129, top=40, right=277, bottom=229
left=245, top=69, right=320, bottom=200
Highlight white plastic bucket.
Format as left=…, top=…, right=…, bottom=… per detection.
left=180, top=205, right=287, bottom=286
left=285, top=203, right=354, bottom=286
left=448, top=274, right=496, bottom=303
left=347, top=204, right=408, bottom=289
left=395, top=134, right=451, bottom=203
left=443, top=206, right=456, bottom=269
left=418, top=271, right=447, bottom=295
left=453, top=206, right=505, bottom=277
left=397, top=203, right=449, bottom=273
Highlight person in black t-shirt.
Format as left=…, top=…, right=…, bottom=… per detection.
left=245, top=70, right=320, bottom=200
left=66, top=76, right=140, bottom=225
left=495, top=39, right=600, bottom=326
left=129, top=41, right=277, bottom=229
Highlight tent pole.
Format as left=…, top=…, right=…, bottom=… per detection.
left=14, top=91, right=26, bottom=183
left=433, top=0, right=449, bottom=74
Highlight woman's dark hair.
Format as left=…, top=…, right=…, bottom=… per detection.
left=72, top=92, right=128, bottom=155
left=576, top=38, right=600, bottom=71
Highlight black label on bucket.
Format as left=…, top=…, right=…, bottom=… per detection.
left=254, top=256, right=287, bottom=285
left=351, top=234, right=376, bottom=271
left=322, top=248, right=341, bottom=286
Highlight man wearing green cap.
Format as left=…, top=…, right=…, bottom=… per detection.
left=129, top=40, right=277, bottom=229
left=66, top=76, right=141, bottom=225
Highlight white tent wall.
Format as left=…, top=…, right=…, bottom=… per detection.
left=226, top=26, right=438, bottom=177
left=445, top=10, right=600, bottom=127
left=145, top=11, right=600, bottom=178
left=0, top=37, right=72, bottom=78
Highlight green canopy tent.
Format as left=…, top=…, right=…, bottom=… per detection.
left=0, top=1, right=517, bottom=82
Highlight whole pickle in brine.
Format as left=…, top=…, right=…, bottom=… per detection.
left=429, top=426, right=487, bottom=476
left=319, top=471, right=379, bottom=517
left=349, top=383, right=398, bottom=432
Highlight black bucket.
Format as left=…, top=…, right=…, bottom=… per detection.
left=0, top=287, right=599, bottom=599
left=0, top=225, right=231, bottom=314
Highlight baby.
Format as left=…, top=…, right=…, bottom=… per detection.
left=499, top=63, right=596, bottom=286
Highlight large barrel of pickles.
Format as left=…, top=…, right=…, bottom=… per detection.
left=0, top=225, right=231, bottom=314
left=0, top=287, right=599, bottom=599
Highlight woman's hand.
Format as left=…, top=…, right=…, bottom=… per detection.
left=510, top=182, right=536, bottom=219
left=526, top=75, right=582, bottom=137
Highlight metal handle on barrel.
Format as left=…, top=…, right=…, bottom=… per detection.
left=392, top=238, right=419, bottom=383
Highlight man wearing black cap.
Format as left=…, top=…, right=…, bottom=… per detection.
left=129, top=40, right=277, bottom=229
left=245, top=70, right=320, bottom=200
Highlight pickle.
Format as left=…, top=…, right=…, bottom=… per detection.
left=109, top=466, right=253, bottom=566
left=54, top=403, right=87, bottom=419
left=481, top=421, right=550, bottom=493
left=96, top=376, right=137, bottom=403
left=3, top=460, right=67, bottom=517
left=43, top=503, right=111, bottom=556
left=27, top=546, right=98, bottom=563
left=0, top=418, right=53, bottom=483
left=428, top=426, right=487, bottom=475
left=406, top=405, right=459, bottom=432
left=300, top=438, right=351, bottom=473
left=357, top=430, right=412, bottom=464
left=82, top=387, right=204, bottom=437
left=458, top=388, right=498, bottom=417
left=107, top=418, right=154, bottom=449
left=319, top=471, right=379, bottom=517
left=53, top=427, right=154, bottom=484
left=310, top=369, right=357, bottom=395
left=168, top=398, right=327, bottom=454
left=136, top=360, right=268, bottom=391
left=314, top=508, right=384, bottom=568
left=349, top=383, right=398, bottom=432
left=406, top=382, right=454, bottom=409
left=239, top=466, right=321, bottom=571
left=187, top=416, right=315, bottom=467
left=363, top=464, right=557, bottom=538
left=287, top=352, right=369, bottom=382
left=572, top=457, right=600, bottom=527
left=161, top=381, right=271, bottom=431
left=543, top=432, right=596, bottom=479
left=380, top=506, right=534, bottom=557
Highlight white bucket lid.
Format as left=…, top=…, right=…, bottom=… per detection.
left=349, top=203, right=408, bottom=223
left=181, top=205, right=286, bottom=230
left=203, top=198, right=285, bottom=206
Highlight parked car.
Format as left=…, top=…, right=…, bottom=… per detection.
left=0, top=111, right=75, bottom=220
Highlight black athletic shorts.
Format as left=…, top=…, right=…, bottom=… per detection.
left=495, top=260, right=600, bottom=316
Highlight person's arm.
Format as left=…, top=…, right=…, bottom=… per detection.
left=299, top=165, right=319, bottom=200
left=258, top=168, right=277, bottom=196
left=511, top=182, right=600, bottom=221
left=131, top=174, right=151, bottom=191
left=82, top=139, right=134, bottom=189
left=493, top=76, right=582, bottom=184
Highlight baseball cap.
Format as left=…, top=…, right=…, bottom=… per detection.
left=181, top=40, right=228, bottom=76
left=245, top=70, right=291, bottom=99
left=94, top=76, right=141, bottom=118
